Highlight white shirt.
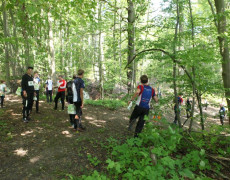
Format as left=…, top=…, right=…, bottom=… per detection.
left=72, top=82, right=78, bottom=102
left=0, top=84, right=6, bottom=96
left=34, top=78, right=40, bottom=90
left=46, top=79, right=53, bottom=90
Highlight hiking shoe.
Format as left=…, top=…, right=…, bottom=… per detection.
left=23, top=118, right=28, bottom=123
left=77, top=128, right=85, bottom=132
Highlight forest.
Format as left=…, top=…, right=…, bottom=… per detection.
left=0, top=0, right=230, bottom=179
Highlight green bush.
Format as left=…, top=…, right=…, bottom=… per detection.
left=85, top=99, right=126, bottom=110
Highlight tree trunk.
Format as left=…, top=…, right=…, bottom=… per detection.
left=173, top=0, right=181, bottom=128
left=214, top=0, right=230, bottom=125
left=98, top=2, right=104, bottom=99
left=127, top=0, right=135, bottom=94
left=2, top=0, right=10, bottom=84
left=48, top=11, right=56, bottom=82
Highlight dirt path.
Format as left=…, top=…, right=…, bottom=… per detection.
left=0, top=95, right=131, bottom=180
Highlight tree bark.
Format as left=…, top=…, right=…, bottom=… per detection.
left=48, top=11, right=56, bottom=82
left=2, top=0, right=10, bottom=84
left=127, top=0, right=135, bottom=94
left=214, top=0, right=230, bottom=125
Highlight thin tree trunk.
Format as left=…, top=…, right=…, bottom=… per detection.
left=98, top=2, right=104, bottom=99
left=48, top=11, right=56, bottom=82
left=2, top=0, right=10, bottom=84
left=173, top=0, right=181, bottom=128
left=127, top=0, right=135, bottom=94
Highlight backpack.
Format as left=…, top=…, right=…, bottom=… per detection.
left=66, top=81, right=74, bottom=103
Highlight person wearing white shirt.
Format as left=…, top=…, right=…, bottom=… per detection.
left=34, top=72, right=41, bottom=113
left=45, top=77, right=53, bottom=103
left=0, top=80, right=7, bottom=108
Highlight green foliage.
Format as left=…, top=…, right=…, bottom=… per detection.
left=87, top=154, right=101, bottom=167
left=85, top=99, right=126, bottom=110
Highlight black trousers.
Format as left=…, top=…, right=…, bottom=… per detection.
left=35, top=90, right=39, bottom=112
left=220, top=116, right=224, bottom=125
left=54, top=91, right=65, bottom=110
left=22, top=91, right=34, bottom=119
left=69, top=101, right=83, bottom=129
left=46, top=90, right=53, bottom=103
left=129, top=105, right=149, bottom=137
left=0, top=96, right=4, bottom=107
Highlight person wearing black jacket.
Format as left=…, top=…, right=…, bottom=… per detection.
left=21, top=67, right=36, bottom=123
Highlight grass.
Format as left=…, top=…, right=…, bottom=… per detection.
left=85, top=99, right=126, bottom=110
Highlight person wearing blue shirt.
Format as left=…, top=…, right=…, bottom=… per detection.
left=219, top=104, right=225, bottom=126
left=128, top=75, right=158, bottom=137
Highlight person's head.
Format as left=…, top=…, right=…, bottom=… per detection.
left=34, top=71, right=38, bottom=77
left=220, top=103, right=224, bottom=108
left=140, top=75, right=148, bottom=84
left=73, top=74, right=77, bottom=80
left=1, top=80, right=5, bottom=84
left=27, top=67, right=33, bottom=75
left=77, top=69, right=85, bottom=78
left=178, top=93, right=183, bottom=97
left=58, top=75, right=63, bottom=81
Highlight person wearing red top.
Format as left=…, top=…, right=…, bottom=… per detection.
left=54, top=75, right=66, bottom=110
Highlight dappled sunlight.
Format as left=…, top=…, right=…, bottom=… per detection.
left=21, top=130, right=34, bottom=136
left=62, top=130, right=73, bottom=138
left=8, top=99, right=21, bottom=103
left=30, top=156, right=41, bottom=163
left=89, top=120, right=106, bottom=127
left=14, top=148, right=28, bottom=157
left=11, top=113, right=21, bottom=116
left=85, top=116, right=94, bottom=120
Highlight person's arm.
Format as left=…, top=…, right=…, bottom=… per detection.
left=128, top=88, right=141, bottom=105
left=80, top=88, right=84, bottom=108
left=59, top=80, right=66, bottom=89
left=21, top=75, right=27, bottom=97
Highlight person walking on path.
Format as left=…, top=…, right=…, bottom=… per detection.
left=128, top=75, right=158, bottom=137
left=54, top=75, right=66, bottom=110
left=173, top=94, right=183, bottom=125
left=45, top=77, right=53, bottom=103
left=21, top=67, right=36, bottom=123
left=0, top=80, right=7, bottom=108
left=219, top=104, right=225, bottom=126
left=34, top=71, right=41, bottom=113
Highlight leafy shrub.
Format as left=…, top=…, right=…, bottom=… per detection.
left=85, top=99, right=126, bottom=110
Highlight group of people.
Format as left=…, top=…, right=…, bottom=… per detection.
left=0, top=67, right=227, bottom=137
left=20, top=67, right=86, bottom=132
left=173, top=94, right=226, bottom=126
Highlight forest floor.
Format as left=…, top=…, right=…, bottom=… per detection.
left=0, top=95, right=227, bottom=179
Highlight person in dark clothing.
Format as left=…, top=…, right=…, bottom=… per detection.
left=34, top=71, right=41, bottom=113
left=21, top=67, right=36, bottom=123
left=128, top=75, right=158, bottom=137
left=219, top=104, right=225, bottom=126
left=72, top=69, right=86, bottom=132
left=173, top=95, right=183, bottom=125
left=54, top=75, right=66, bottom=110
left=186, top=98, right=192, bottom=119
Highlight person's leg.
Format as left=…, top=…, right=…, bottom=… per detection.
left=220, top=116, right=224, bottom=126
left=22, top=96, right=28, bottom=122
left=134, top=108, right=149, bottom=137
left=54, top=92, right=61, bottom=109
left=74, top=102, right=84, bottom=131
left=27, top=92, right=34, bottom=119
left=1, top=96, right=4, bottom=108
left=36, top=90, right=39, bottom=112
left=128, top=105, right=141, bottom=131
left=49, top=91, right=53, bottom=103
left=46, top=90, right=49, bottom=103
left=61, top=91, right=65, bottom=110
